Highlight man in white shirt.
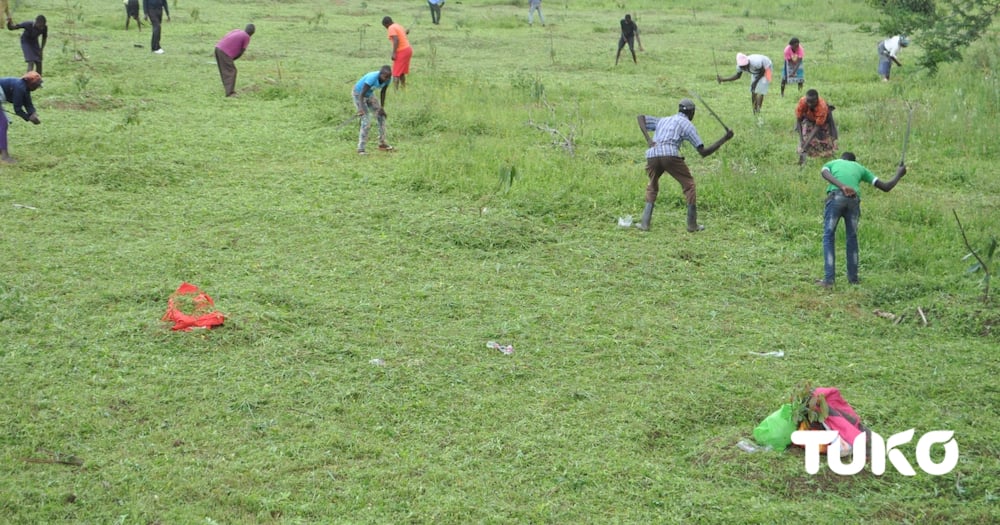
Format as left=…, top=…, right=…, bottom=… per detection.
left=878, top=35, right=909, bottom=81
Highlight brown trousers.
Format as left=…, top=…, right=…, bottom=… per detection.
left=645, top=155, right=696, bottom=206
left=215, top=47, right=238, bottom=96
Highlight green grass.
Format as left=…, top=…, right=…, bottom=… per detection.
left=1, top=0, right=998, bottom=522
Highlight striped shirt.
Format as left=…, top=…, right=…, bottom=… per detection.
left=642, top=113, right=703, bottom=159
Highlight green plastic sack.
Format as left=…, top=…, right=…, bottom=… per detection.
left=753, top=403, right=796, bottom=450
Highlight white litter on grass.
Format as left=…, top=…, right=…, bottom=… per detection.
left=13, top=204, right=38, bottom=210
left=369, top=358, right=386, bottom=366
left=736, top=439, right=772, bottom=453
left=617, top=215, right=633, bottom=227
left=749, top=351, right=784, bottom=358
left=486, top=341, right=514, bottom=355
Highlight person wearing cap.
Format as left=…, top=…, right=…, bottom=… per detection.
left=795, top=89, right=837, bottom=164
left=353, top=65, right=394, bottom=155
left=382, top=17, right=412, bottom=90
left=877, top=35, right=909, bottom=82
left=781, top=37, right=804, bottom=97
left=718, top=53, right=773, bottom=115
left=635, top=99, right=734, bottom=232
left=0, top=72, right=42, bottom=163
left=818, top=152, right=906, bottom=287
left=142, top=0, right=170, bottom=54
left=215, top=24, right=255, bottom=97
left=6, top=14, right=47, bottom=76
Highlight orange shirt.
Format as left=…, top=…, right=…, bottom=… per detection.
left=387, top=23, right=411, bottom=51
left=796, top=96, right=829, bottom=126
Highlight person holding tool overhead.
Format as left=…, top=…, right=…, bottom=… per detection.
left=635, top=98, right=734, bottom=233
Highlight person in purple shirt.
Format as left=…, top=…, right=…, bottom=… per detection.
left=635, top=98, right=733, bottom=232
left=6, top=14, right=47, bottom=75
left=0, top=72, right=43, bottom=164
left=215, top=24, right=256, bottom=97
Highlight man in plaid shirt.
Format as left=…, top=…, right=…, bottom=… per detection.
left=636, top=99, right=734, bottom=232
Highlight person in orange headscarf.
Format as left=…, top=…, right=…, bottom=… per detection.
left=0, top=71, right=42, bottom=163
left=795, top=89, right=838, bottom=164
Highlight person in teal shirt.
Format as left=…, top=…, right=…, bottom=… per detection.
left=352, top=66, right=393, bottom=154
left=819, top=152, right=906, bottom=287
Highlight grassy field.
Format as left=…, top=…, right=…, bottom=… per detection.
left=1, top=0, right=998, bottom=522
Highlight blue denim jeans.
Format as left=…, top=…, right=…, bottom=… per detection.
left=823, top=191, right=861, bottom=284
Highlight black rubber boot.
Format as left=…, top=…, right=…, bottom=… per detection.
left=686, top=204, right=705, bottom=232
left=637, top=202, right=654, bottom=231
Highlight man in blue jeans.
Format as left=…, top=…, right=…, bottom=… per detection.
left=818, top=152, right=906, bottom=287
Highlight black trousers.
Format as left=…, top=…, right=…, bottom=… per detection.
left=149, top=8, right=163, bottom=51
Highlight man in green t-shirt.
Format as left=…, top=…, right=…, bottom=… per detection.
left=819, top=152, right=906, bottom=287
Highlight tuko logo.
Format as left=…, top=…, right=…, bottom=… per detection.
left=791, top=429, right=959, bottom=476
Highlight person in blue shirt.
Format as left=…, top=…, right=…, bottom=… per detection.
left=0, top=72, right=42, bottom=163
left=818, top=152, right=906, bottom=287
left=353, top=66, right=394, bottom=155
left=428, top=0, right=444, bottom=25
left=635, top=98, right=733, bottom=232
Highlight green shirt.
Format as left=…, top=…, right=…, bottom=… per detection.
left=823, top=158, right=877, bottom=198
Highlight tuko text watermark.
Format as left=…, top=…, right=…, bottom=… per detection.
left=791, top=429, right=959, bottom=476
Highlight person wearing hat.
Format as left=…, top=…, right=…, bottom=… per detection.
left=817, top=152, right=906, bottom=287
left=718, top=53, right=773, bottom=115
left=635, top=99, right=734, bottom=232
left=0, top=71, right=42, bottom=163
left=877, top=35, right=909, bottom=82
left=6, top=14, right=47, bottom=76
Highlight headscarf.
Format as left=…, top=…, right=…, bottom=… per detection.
left=22, top=71, right=43, bottom=89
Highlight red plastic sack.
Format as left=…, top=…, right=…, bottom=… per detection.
left=813, top=387, right=867, bottom=446
left=162, top=282, right=226, bottom=331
